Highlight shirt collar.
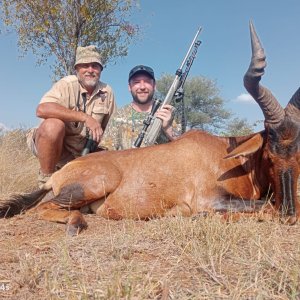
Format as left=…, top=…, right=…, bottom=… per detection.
left=79, top=81, right=106, bottom=99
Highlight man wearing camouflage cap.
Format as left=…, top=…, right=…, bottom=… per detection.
left=27, top=45, right=116, bottom=186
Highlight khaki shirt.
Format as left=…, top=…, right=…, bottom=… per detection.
left=40, top=75, right=116, bottom=156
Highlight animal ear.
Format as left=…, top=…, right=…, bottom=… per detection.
left=224, top=134, right=264, bottom=159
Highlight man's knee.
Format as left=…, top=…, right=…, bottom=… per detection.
left=36, top=118, right=65, bottom=141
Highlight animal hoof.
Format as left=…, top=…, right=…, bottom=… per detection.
left=280, top=215, right=297, bottom=225
left=66, top=223, right=87, bottom=236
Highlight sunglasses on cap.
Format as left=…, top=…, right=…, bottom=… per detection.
left=128, top=65, right=155, bottom=81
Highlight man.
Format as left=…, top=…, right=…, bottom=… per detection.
left=102, top=65, right=180, bottom=150
left=27, top=45, right=116, bottom=186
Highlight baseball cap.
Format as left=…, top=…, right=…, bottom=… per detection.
left=128, top=65, right=155, bottom=81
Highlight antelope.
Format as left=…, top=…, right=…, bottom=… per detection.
left=1, top=21, right=299, bottom=235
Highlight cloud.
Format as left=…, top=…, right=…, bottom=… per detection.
left=0, top=122, right=9, bottom=132
left=233, top=93, right=255, bottom=104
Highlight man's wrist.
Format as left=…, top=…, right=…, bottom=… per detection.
left=163, top=126, right=178, bottom=141
left=78, top=111, right=88, bottom=122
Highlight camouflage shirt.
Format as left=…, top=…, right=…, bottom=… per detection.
left=101, top=103, right=181, bottom=150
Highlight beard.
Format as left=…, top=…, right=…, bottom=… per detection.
left=131, top=90, right=154, bottom=105
left=77, top=72, right=99, bottom=90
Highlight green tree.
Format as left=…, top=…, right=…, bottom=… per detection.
left=222, top=117, right=254, bottom=136
left=0, top=0, right=139, bottom=78
left=156, top=74, right=231, bottom=134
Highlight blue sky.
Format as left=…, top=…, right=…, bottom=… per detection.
left=1, top=0, right=300, bottom=131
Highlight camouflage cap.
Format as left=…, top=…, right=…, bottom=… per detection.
left=74, top=45, right=103, bottom=69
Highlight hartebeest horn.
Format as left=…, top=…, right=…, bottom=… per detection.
left=285, top=88, right=300, bottom=122
left=244, top=21, right=284, bottom=124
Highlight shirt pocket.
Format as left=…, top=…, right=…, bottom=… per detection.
left=92, top=103, right=109, bottom=123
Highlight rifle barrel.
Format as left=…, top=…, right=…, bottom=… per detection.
left=179, top=27, right=202, bottom=70
left=142, top=27, right=203, bottom=146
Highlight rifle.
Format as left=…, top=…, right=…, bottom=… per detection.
left=81, top=135, right=98, bottom=156
left=81, top=126, right=98, bottom=156
left=133, top=98, right=162, bottom=148
left=79, top=93, right=98, bottom=156
left=140, top=27, right=202, bottom=146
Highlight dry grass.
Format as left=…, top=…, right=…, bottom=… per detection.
left=0, top=130, right=39, bottom=196
left=0, top=130, right=300, bottom=299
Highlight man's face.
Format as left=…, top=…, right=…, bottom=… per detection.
left=129, top=73, right=155, bottom=105
left=76, top=63, right=101, bottom=91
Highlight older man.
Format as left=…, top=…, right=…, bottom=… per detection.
left=27, top=45, right=116, bottom=186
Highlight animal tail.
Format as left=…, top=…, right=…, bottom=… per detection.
left=0, top=180, right=52, bottom=218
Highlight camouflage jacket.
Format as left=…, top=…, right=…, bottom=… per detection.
left=101, top=103, right=181, bottom=150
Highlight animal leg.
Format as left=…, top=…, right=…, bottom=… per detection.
left=31, top=202, right=87, bottom=236
left=94, top=201, right=124, bottom=220
left=164, top=202, right=193, bottom=217
left=221, top=202, right=276, bottom=223
left=221, top=211, right=272, bottom=223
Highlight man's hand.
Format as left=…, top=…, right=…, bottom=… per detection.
left=84, top=115, right=103, bottom=143
left=155, top=104, right=174, bottom=130
left=36, top=102, right=104, bottom=142
left=155, top=104, right=178, bottom=141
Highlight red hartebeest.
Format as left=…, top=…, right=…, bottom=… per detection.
left=1, top=22, right=299, bottom=235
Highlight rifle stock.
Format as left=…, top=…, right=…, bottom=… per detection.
left=144, top=78, right=182, bottom=145
left=143, top=27, right=202, bottom=146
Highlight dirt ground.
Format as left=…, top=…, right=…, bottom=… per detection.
left=0, top=213, right=203, bottom=300
left=0, top=215, right=154, bottom=299
left=1, top=211, right=300, bottom=300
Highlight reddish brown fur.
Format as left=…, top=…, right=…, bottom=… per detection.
left=0, top=128, right=298, bottom=235
left=1, top=22, right=300, bottom=235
